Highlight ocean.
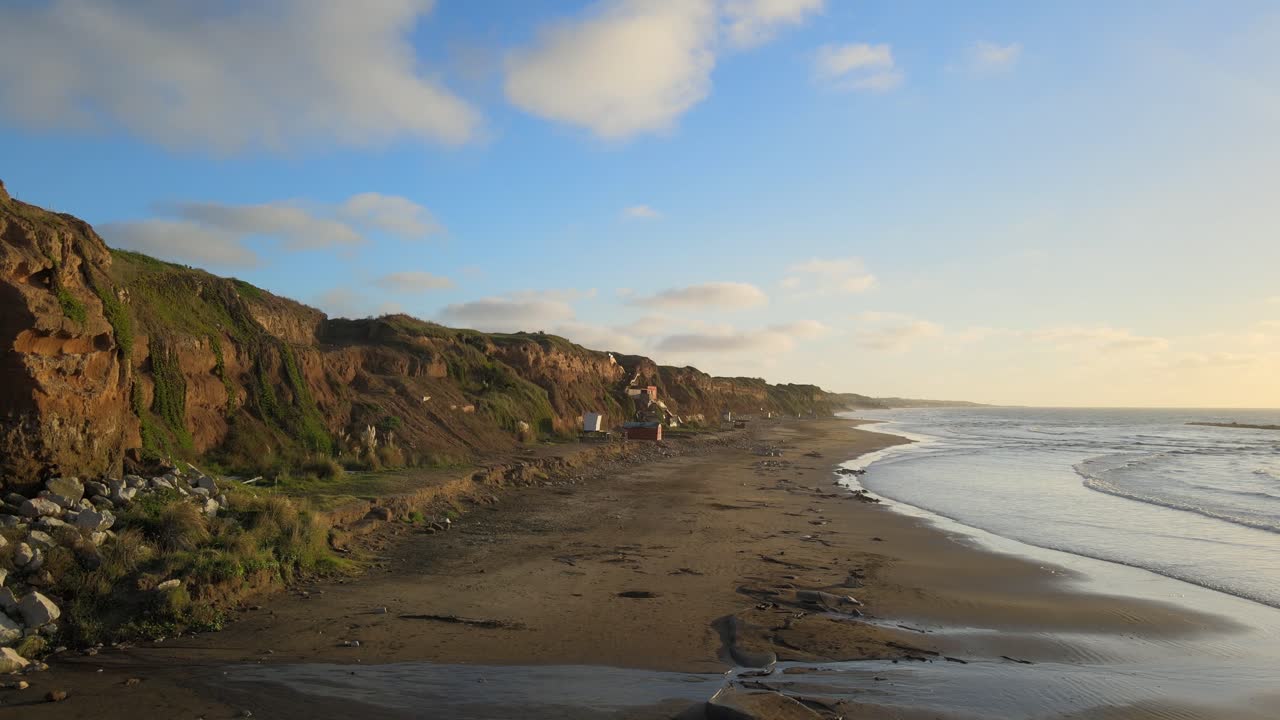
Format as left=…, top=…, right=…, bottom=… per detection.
left=844, top=407, right=1280, bottom=609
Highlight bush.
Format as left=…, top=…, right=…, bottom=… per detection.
left=300, top=456, right=344, bottom=481
left=154, top=502, right=210, bottom=552
left=376, top=444, right=405, bottom=468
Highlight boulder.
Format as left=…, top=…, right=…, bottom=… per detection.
left=34, top=516, right=68, bottom=531
left=45, top=477, right=84, bottom=504
left=13, top=544, right=34, bottom=567
left=17, top=592, right=60, bottom=627
left=150, top=477, right=174, bottom=491
left=24, top=549, right=44, bottom=572
left=84, top=481, right=108, bottom=498
left=155, top=579, right=181, bottom=591
left=190, top=486, right=211, bottom=498
left=0, top=613, right=22, bottom=645
left=201, top=498, right=220, bottom=516
left=18, top=498, right=61, bottom=519
left=27, top=531, right=56, bottom=549
left=196, top=475, right=218, bottom=493
left=108, top=479, right=137, bottom=505
left=0, top=647, right=29, bottom=674
left=0, top=535, right=6, bottom=550
left=0, top=588, right=16, bottom=614
left=89, top=495, right=116, bottom=510
left=0, top=567, right=5, bottom=585
left=0, top=515, right=22, bottom=528
left=75, top=508, right=115, bottom=532
left=2, top=493, right=25, bottom=508
left=89, top=531, right=109, bottom=547
left=125, top=475, right=147, bottom=489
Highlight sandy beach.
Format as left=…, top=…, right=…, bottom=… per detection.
left=6, top=419, right=1269, bottom=719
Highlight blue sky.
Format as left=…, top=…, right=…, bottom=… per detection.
left=2, top=0, right=1278, bottom=406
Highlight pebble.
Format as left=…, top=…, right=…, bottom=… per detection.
left=46, top=689, right=68, bottom=702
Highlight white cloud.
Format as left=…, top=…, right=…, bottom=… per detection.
left=339, top=193, right=443, bottom=239
left=968, top=41, right=1022, bottom=73
left=107, top=193, right=443, bottom=266
left=437, top=295, right=576, bottom=333
left=99, top=219, right=260, bottom=268
left=379, top=271, right=455, bottom=293
left=314, top=287, right=366, bottom=319
left=853, top=311, right=943, bottom=351
left=722, top=0, right=824, bottom=49
left=781, top=257, right=877, bottom=294
left=622, top=204, right=662, bottom=220
left=0, top=0, right=480, bottom=151
left=631, top=281, right=768, bottom=309
left=504, top=0, right=717, bottom=138
left=814, top=43, right=903, bottom=92
left=1032, top=326, right=1170, bottom=354
left=655, top=320, right=826, bottom=354
left=553, top=321, right=645, bottom=353
left=164, top=201, right=363, bottom=249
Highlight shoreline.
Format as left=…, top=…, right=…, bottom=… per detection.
left=9, top=418, right=1271, bottom=719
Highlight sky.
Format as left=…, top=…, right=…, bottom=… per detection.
left=1, top=0, right=1278, bottom=408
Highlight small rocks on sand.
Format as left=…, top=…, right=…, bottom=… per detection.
left=0, top=648, right=30, bottom=674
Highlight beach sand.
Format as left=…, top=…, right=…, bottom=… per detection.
left=6, top=419, right=1263, bottom=719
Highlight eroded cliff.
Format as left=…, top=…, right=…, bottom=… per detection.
left=1, top=183, right=855, bottom=489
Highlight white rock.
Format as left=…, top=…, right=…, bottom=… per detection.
left=0, top=535, right=6, bottom=550
left=35, top=516, right=69, bottom=531
left=45, top=477, right=84, bottom=504
left=156, top=579, right=182, bottom=591
left=0, top=568, right=6, bottom=586
left=191, top=486, right=211, bottom=498
left=18, top=498, right=60, bottom=519
left=0, top=647, right=29, bottom=673
left=125, top=474, right=147, bottom=489
left=23, top=549, right=44, bottom=573
left=0, top=613, right=21, bottom=645
left=26, top=531, right=55, bottom=549
left=150, top=477, right=174, bottom=491
left=0, top=588, right=16, bottom=614
left=75, top=508, right=115, bottom=532
left=201, top=498, right=220, bottom=516
left=17, top=592, right=60, bottom=627
left=196, top=475, right=218, bottom=493
left=89, top=531, right=109, bottom=547
left=13, top=544, right=34, bottom=567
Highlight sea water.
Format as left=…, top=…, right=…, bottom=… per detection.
left=844, top=407, right=1280, bottom=609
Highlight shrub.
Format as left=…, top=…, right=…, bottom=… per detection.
left=57, top=287, right=87, bottom=324
left=154, top=502, right=211, bottom=552
left=300, top=456, right=344, bottom=481
left=376, top=444, right=406, bottom=468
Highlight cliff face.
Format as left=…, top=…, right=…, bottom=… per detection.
left=0, top=184, right=855, bottom=489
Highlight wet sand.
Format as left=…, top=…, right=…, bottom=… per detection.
left=6, top=419, right=1264, bottom=719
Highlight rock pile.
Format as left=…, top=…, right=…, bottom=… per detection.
left=0, top=470, right=227, bottom=672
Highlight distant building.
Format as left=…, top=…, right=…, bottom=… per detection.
left=626, top=385, right=658, bottom=402
left=583, top=412, right=604, bottom=432
left=622, top=421, right=663, bottom=441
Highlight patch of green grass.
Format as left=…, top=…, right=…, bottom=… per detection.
left=210, top=334, right=237, bottom=414
left=56, top=287, right=87, bottom=324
